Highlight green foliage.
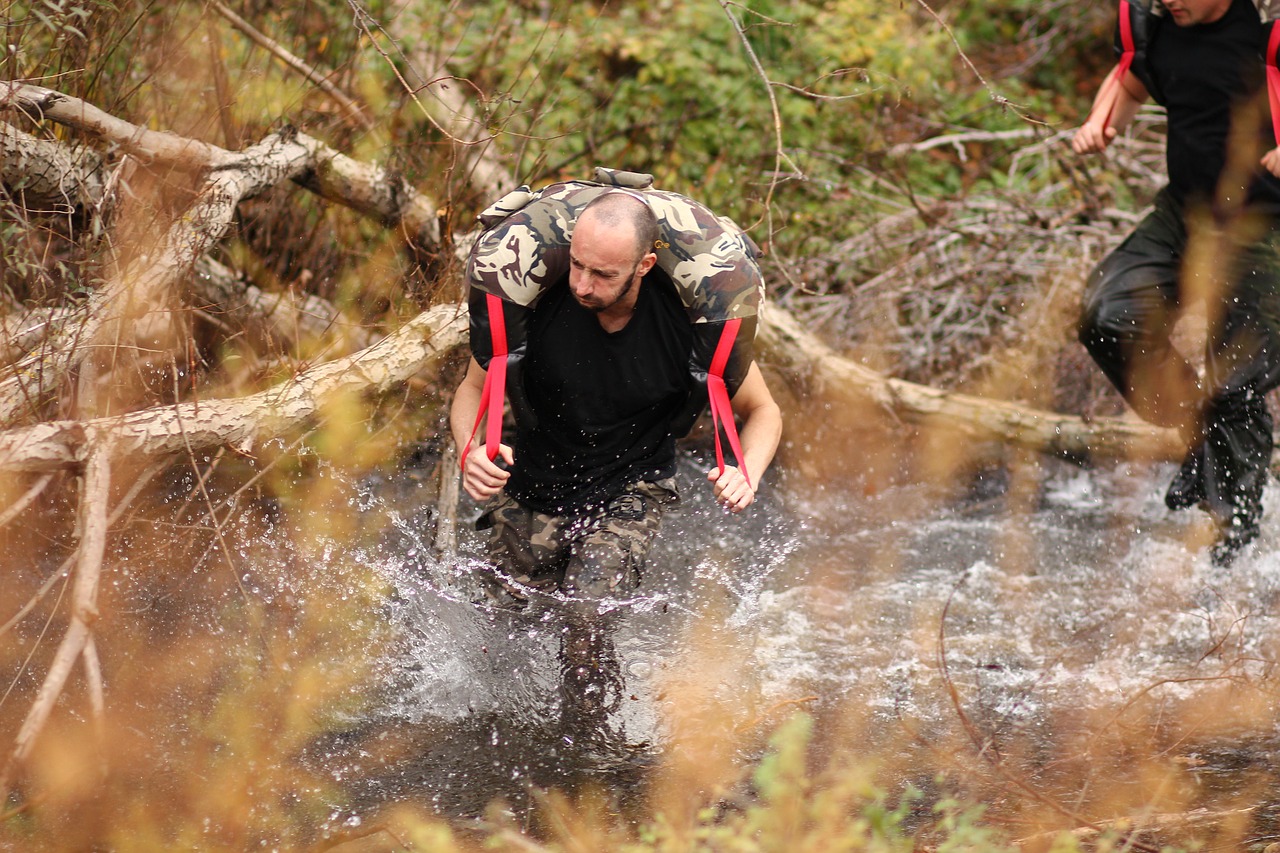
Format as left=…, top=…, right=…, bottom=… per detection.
left=598, top=712, right=1021, bottom=852
left=398, top=0, right=1057, bottom=239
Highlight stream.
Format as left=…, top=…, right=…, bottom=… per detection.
left=305, top=441, right=1280, bottom=842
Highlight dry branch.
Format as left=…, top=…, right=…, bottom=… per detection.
left=0, top=439, right=111, bottom=795
left=193, top=255, right=379, bottom=356
left=0, top=130, right=316, bottom=426
left=0, top=298, right=1194, bottom=474
left=0, top=304, right=466, bottom=473
left=383, top=1, right=518, bottom=199
left=0, top=83, right=231, bottom=169
left=0, top=121, right=105, bottom=211
left=209, top=0, right=375, bottom=132
left=0, top=82, right=445, bottom=426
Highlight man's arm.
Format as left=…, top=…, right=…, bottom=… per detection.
left=450, top=356, right=514, bottom=502
left=708, top=361, right=782, bottom=513
left=1072, top=68, right=1148, bottom=155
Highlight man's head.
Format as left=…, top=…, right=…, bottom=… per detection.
left=1162, top=0, right=1232, bottom=25
left=568, top=192, right=660, bottom=316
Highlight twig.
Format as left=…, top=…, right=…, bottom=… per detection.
left=207, top=0, right=375, bottom=132
left=717, top=0, right=804, bottom=237
left=909, top=0, right=1047, bottom=127
left=435, top=440, right=459, bottom=557
left=0, top=461, right=160, bottom=640
left=0, top=439, right=112, bottom=797
left=81, top=634, right=107, bottom=777
left=0, top=473, right=53, bottom=531
left=935, top=572, right=1163, bottom=853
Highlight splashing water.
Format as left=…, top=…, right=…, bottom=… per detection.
left=310, top=448, right=1280, bottom=831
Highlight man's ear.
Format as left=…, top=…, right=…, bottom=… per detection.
left=637, top=251, right=658, bottom=277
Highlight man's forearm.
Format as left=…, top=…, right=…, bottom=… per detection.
left=450, top=358, right=486, bottom=454
left=737, top=406, right=781, bottom=485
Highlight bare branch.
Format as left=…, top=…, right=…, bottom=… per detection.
left=0, top=303, right=467, bottom=473
left=0, top=438, right=111, bottom=795
left=208, top=0, right=375, bottom=132
left=0, top=82, right=231, bottom=169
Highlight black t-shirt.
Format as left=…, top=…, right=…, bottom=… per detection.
left=1138, top=0, right=1280, bottom=214
left=505, top=268, right=694, bottom=514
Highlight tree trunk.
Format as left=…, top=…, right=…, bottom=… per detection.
left=756, top=304, right=1185, bottom=462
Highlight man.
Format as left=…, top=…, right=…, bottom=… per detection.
left=1074, top=0, right=1280, bottom=563
left=450, top=191, right=781, bottom=751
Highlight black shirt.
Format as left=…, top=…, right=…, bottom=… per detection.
left=506, top=268, right=694, bottom=514
left=1138, top=0, right=1280, bottom=214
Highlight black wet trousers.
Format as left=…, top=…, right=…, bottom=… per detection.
left=1078, top=190, right=1280, bottom=526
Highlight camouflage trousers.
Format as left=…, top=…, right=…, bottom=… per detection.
left=476, top=478, right=678, bottom=606
left=476, top=478, right=678, bottom=748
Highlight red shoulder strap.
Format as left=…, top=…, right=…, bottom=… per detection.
left=1265, top=21, right=1280, bottom=146
left=461, top=293, right=508, bottom=471
left=1090, top=0, right=1136, bottom=131
left=705, top=319, right=751, bottom=488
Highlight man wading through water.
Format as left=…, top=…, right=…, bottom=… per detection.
left=450, top=191, right=782, bottom=758
left=1074, top=0, right=1280, bottom=563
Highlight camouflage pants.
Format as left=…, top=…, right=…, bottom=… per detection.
left=476, top=478, right=677, bottom=606
left=476, top=479, right=678, bottom=748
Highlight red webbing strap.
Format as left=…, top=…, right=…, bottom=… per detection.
left=461, top=293, right=508, bottom=471
left=706, top=319, right=751, bottom=488
left=1089, top=0, right=1135, bottom=131
left=1266, top=22, right=1280, bottom=146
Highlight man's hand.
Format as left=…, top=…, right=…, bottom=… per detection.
left=462, top=443, right=514, bottom=502
left=1072, top=120, right=1117, bottom=155
left=1262, top=146, right=1280, bottom=178
left=708, top=465, right=755, bottom=513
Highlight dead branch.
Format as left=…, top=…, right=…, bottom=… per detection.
left=1016, top=806, right=1256, bottom=848
left=757, top=304, right=1185, bottom=461
left=2, top=82, right=442, bottom=252
left=0, top=129, right=318, bottom=426
left=382, top=1, right=518, bottom=199
left=0, top=438, right=111, bottom=795
left=208, top=1, right=375, bottom=132
left=0, top=308, right=78, bottom=364
left=0, top=462, right=161, bottom=641
left=192, top=255, right=379, bottom=356
left=0, top=81, right=442, bottom=425
left=0, top=473, right=53, bottom=531
left=0, top=82, right=231, bottom=170
left=0, top=120, right=105, bottom=211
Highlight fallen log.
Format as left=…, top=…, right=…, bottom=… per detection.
left=0, top=304, right=466, bottom=474
left=756, top=304, right=1186, bottom=462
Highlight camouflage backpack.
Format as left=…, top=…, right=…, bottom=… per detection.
left=1100, top=0, right=1280, bottom=142
left=463, top=167, right=765, bottom=481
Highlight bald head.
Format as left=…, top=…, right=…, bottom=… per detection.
left=578, top=192, right=660, bottom=265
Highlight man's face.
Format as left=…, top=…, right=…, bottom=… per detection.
left=567, top=214, right=653, bottom=314
left=1163, top=0, right=1232, bottom=25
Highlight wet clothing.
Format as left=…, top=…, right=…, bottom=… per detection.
left=1080, top=191, right=1280, bottom=541
left=477, top=478, right=678, bottom=604
left=505, top=269, right=694, bottom=515
left=1079, top=1, right=1280, bottom=559
left=475, top=270, right=694, bottom=753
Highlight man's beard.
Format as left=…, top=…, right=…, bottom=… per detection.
left=578, top=264, right=638, bottom=312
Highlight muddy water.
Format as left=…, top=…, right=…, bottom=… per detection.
left=330, top=446, right=1280, bottom=841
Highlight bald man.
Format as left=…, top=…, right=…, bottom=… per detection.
left=450, top=192, right=781, bottom=750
